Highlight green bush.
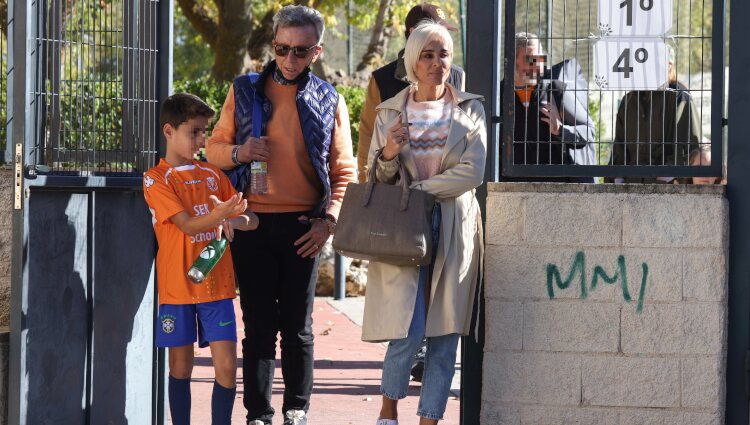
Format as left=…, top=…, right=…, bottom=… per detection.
left=335, top=85, right=365, bottom=156
left=588, top=97, right=610, bottom=166
left=173, top=77, right=232, bottom=134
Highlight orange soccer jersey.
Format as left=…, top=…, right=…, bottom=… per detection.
left=143, top=159, right=237, bottom=305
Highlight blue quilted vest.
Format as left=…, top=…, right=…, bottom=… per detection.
left=233, top=62, right=339, bottom=218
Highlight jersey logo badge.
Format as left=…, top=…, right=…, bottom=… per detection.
left=206, top=176, right=218, bottom=192
left=162, top=318, right=175, bottom=334
left=144, top=175, right=155, bottom=188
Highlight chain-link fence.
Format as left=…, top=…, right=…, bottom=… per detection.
left=502, top=0, right=725, bottom=181
left=27, top=0, right=159, bottom=176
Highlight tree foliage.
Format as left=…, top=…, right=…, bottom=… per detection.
left=174, top=9, right=214, bottom=82
left=174, top=0, right=448, bottom=83
left=175, top=0, right=252, bottom=81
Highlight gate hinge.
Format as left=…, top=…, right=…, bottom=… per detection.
left=14, top=144, right=22, bottom=210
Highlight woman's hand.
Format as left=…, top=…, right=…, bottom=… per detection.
left=382, top=115, right=410, bottom=161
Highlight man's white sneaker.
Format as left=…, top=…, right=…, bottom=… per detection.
left=284, top=409, right=307, bottom=425
left=376, top=420, right=398, bottom=425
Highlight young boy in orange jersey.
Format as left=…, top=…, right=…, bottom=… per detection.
left=143, top=93, right=258, bottom=425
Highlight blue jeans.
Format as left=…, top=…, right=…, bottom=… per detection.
left=380, top=205, right=460, bottom=420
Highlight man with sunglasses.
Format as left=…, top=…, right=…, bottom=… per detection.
left=206, top=5, right=356, bottom=425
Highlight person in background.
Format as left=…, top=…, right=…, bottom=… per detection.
left=500, top=32, right=593, bottom=182
left=607, top=45, right=702, bottom=183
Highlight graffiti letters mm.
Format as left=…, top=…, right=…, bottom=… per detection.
left=546, top=251, right=648, bottom=313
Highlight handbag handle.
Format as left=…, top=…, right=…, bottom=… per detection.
left=364, top=147, right=412, bottom=212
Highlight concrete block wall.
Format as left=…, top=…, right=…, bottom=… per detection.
left=482, top=183, right=728, bottom=425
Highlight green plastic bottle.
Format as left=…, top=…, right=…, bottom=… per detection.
left=187, top=237, right=227, bottom=284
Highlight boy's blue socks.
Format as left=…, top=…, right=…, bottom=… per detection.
left=211, top=381, right=236, bottom=425
left=168, top=375, right=192, bottom=425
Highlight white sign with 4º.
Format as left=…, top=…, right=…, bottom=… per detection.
left=593, top=39, right=668, bottom=90
left=598, top=0, right=672, bottom=37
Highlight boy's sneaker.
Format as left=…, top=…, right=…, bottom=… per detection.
left=283, top=409, right=307, bottom=425
left=376, top=420, right=398, bottom=425
left=247, top=420, right=266, bottom=425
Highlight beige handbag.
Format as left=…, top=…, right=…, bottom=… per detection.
left=333, top=149, right=435, bottom=266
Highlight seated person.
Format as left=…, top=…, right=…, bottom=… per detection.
left=607, top=46, right=702, bottom=183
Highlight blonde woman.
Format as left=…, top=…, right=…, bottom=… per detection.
left=362, top=20, right=487, bottom=425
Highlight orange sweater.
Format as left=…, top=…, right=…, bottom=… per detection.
left=206, top=79, right=356, bottom=219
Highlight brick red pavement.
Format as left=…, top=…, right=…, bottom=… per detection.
left=178, top=298, right=460, bottom=425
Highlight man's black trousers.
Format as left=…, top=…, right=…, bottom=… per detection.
left=230, top=212, right=319, bottom=423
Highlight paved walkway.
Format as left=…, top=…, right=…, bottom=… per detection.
left=181, top=297, right=460, bottom=425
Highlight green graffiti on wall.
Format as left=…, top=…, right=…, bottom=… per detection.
left=546, top=251, right=649, bottom=313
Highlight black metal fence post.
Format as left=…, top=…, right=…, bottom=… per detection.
left=725, top=0, right=750, bottom=421
left=8, top=0, right=30, bottom=417
left=463, top=0, right=501, bottom=423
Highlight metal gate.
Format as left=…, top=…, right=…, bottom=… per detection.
left=464, top=0, right=738, bottom=424
left=7, top=0, right=172, bottom=422
left=500, top=0, right=725, bottom=180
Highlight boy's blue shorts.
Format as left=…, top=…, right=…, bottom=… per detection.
left=156, top=299, right=237, bottom=348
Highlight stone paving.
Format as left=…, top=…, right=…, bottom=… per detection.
left=178, top=297, right=460, bottom=425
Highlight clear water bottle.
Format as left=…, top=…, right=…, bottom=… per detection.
left=187, top=237, right=228, bottom=284
left=250, top=161, right=268, bottom=194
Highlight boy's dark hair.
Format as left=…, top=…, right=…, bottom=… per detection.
left=160, top=93, right=215, bottom=130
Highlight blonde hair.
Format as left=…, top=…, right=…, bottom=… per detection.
left=403, top=20, right=453, bottom=84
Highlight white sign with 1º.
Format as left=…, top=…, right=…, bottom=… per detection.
left=593, top=39, right=667, bottom=90
left=598, top=0, right=672, bottom=36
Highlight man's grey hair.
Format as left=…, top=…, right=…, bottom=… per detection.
left=273, top=5, right=326, bottom=44
left=515, top=32, right=544, bottom=54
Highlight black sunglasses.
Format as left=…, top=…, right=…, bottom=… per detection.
left=273, top=43, right=318, bottom=59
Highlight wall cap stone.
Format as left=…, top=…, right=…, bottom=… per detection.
left=488, top=182, right=726, bottom=195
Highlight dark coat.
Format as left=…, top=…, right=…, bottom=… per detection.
left=500, top=79, right=592, bottom=182
left=607, top=81, right=702, bottom=183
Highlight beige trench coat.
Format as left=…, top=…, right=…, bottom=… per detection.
left=361, top=84, right=486, bottom=342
